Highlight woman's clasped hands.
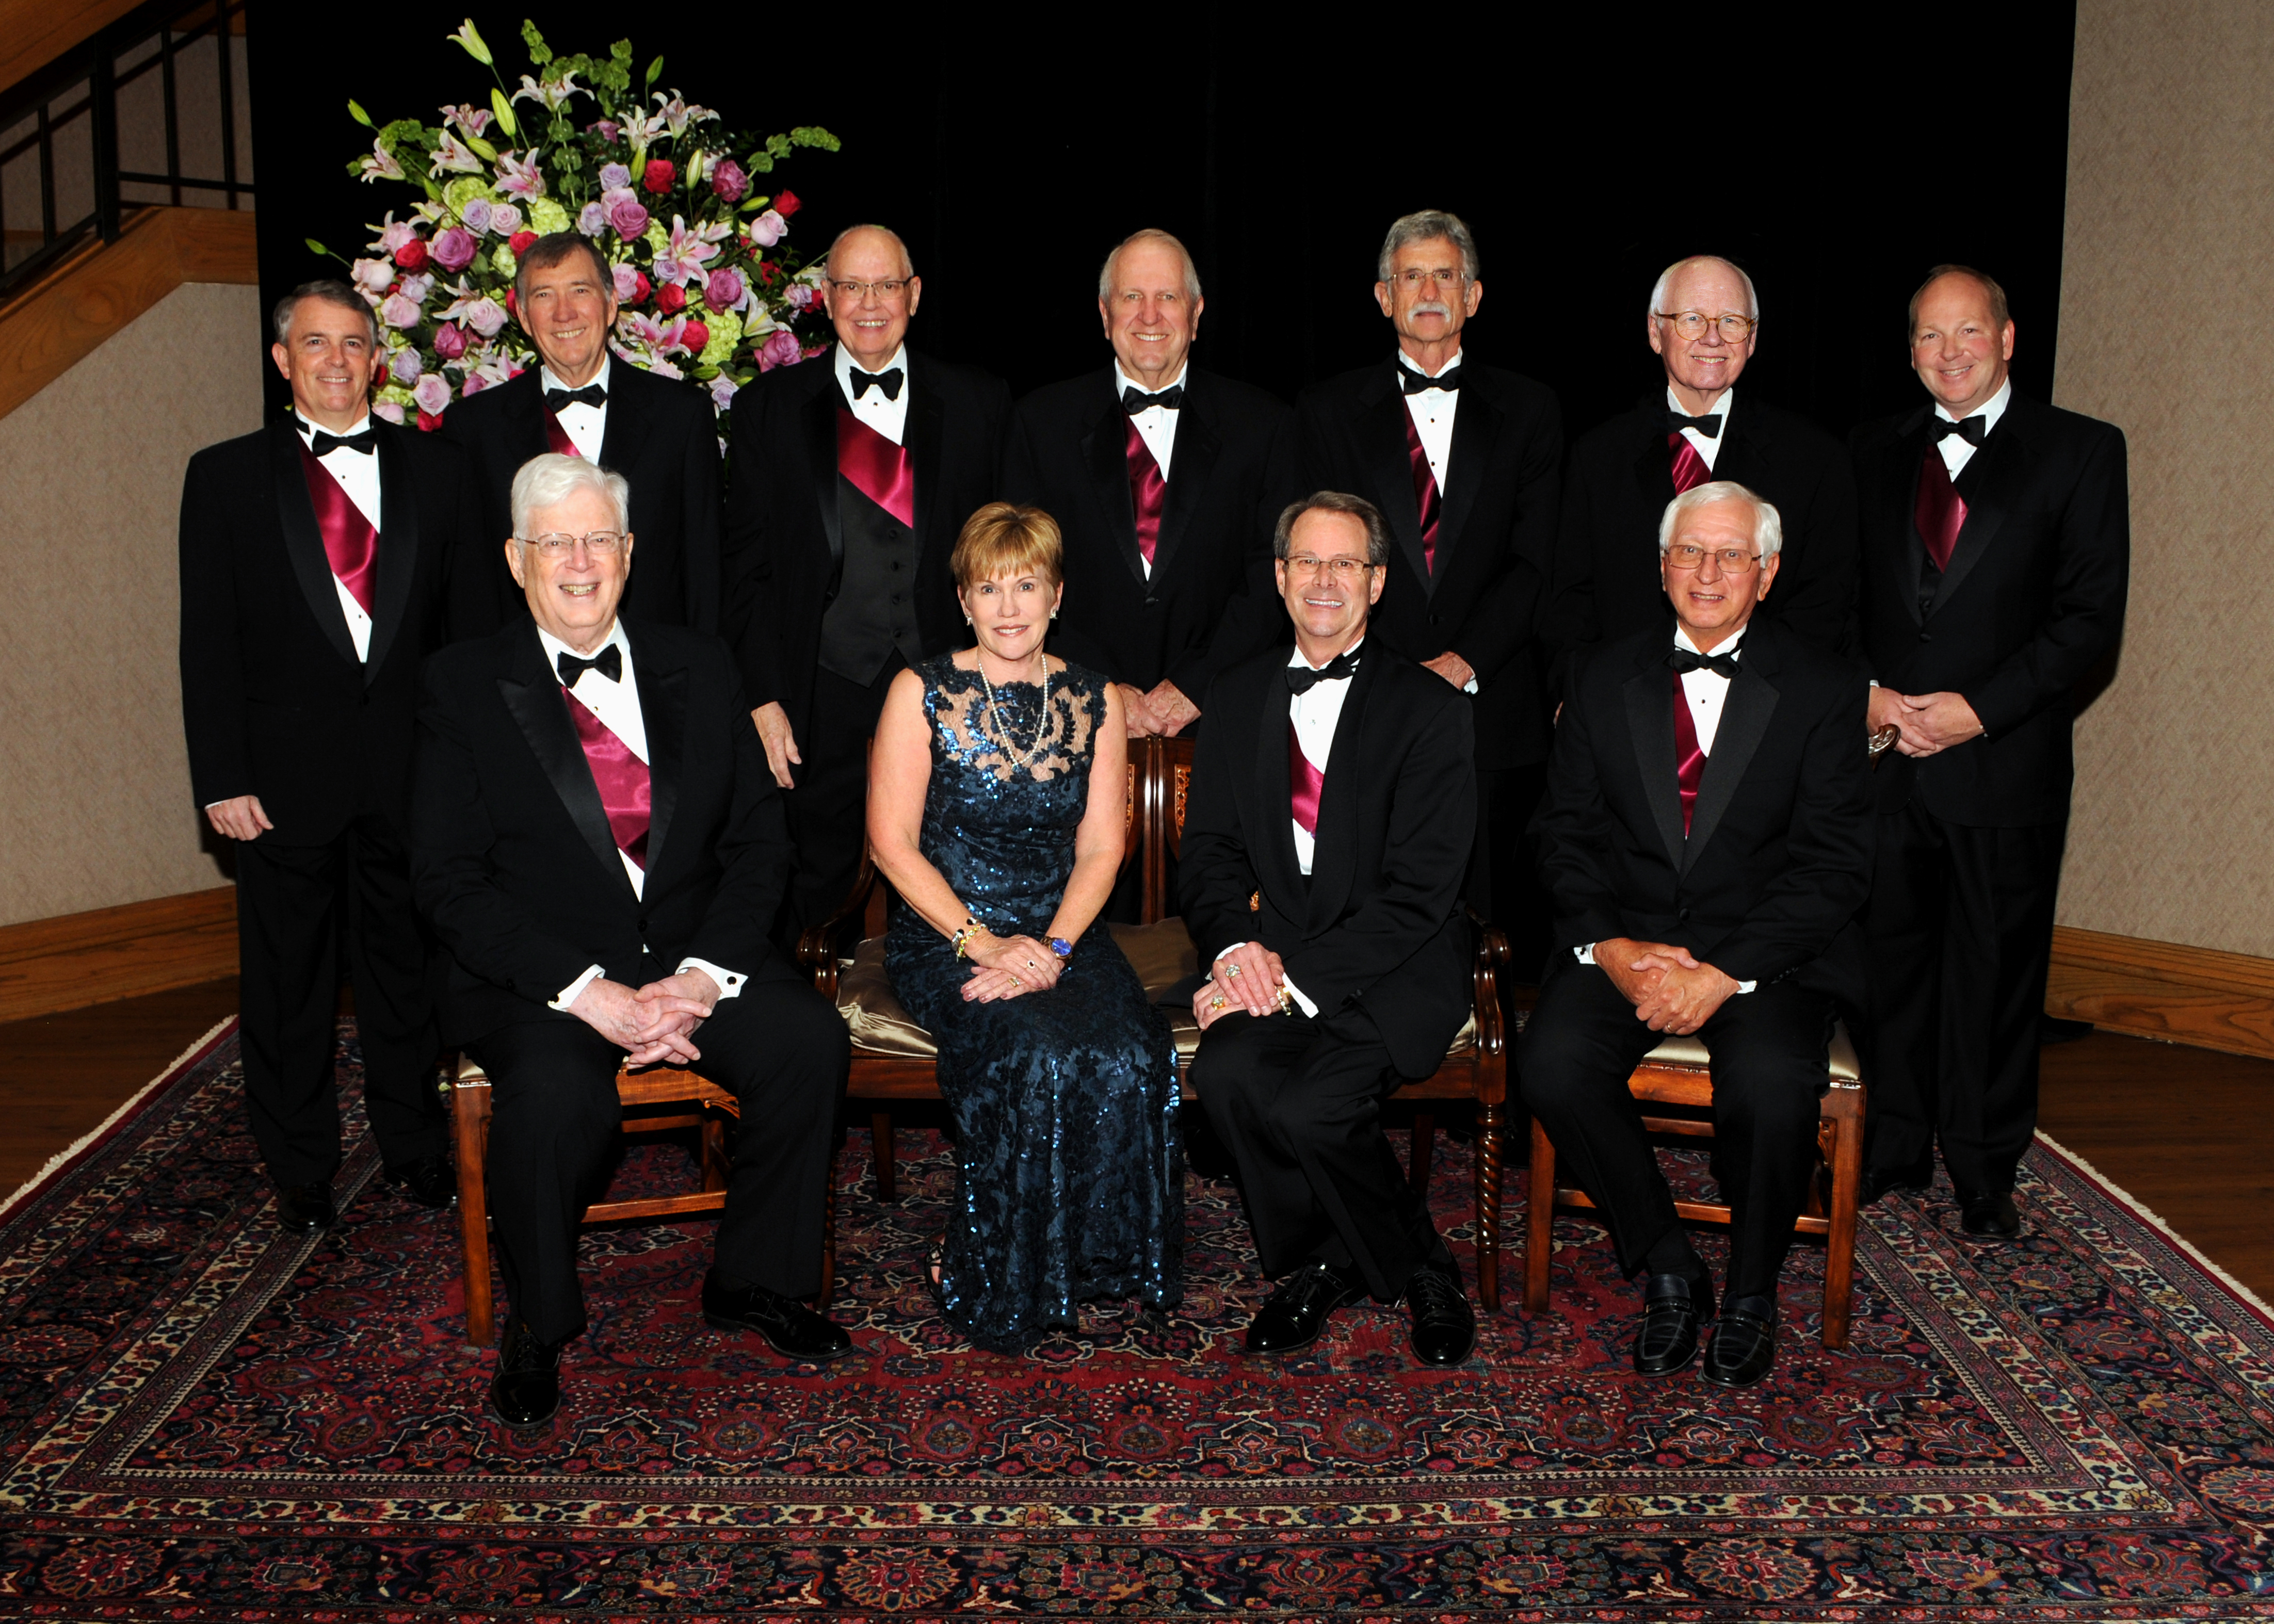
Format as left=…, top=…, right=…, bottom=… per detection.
left=959, top=929, right=1066, bottom=1002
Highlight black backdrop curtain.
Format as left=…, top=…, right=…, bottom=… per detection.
left=249, top=7, right=2078, bottom=443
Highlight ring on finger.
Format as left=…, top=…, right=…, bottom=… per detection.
left=1209, top=995, right=1227, bottom=1010
left=1224, top=963, right=1243, bottom=978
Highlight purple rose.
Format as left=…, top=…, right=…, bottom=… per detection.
left=398, top=272, right=434, bottom=303
left=607, top=196, right=651, bottom=241
left=460, top=371, right=488, bottom=396
left=711, top=158, right=748, bottom=203
left=412, top=375, right=452, bottom=417
left=613, top=263, right=642, bottom=301
left=460, top=197, right=494, bottom=235
left=379, top=293, right=423, bottom=330
left=709, top=375, right=740, bottom=411
left=461, top=297, right=510, bottom=338
left=390, top=347, right=424, bottom=385
left=595, top=119, right=621, bottom=143
left=430, top=226, right=478, bottom=272
left=599, top=162, right=632, bottom=191
left=489, top=203, right=523, bottom=237
left=577, top=201, right=607, bottom=236
left=703, top=267, right=744, bottom=313
left=432, top=322, right=470, bottom=360
left=759, top=328, right=803, bottom=371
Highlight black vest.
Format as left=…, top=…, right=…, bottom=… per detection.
left=818, top=476, right=926, bottom=685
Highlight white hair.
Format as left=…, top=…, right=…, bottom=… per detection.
left=511, top=452, right=630, bottom=537
left=1647, top=255, right=1760, bottom=321
left=1658, top=480, right=1784, bottom=562
left=1098, top=228, right=1203, bottom=303
left=1377, top=209, right=1480, bottom=284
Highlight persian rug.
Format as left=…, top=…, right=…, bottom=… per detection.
left=1, top=1022, right=2272, bottom=1621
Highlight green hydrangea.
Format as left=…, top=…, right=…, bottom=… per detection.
left=442, top=175, right=494, bottom=215
left=492, top=246, right=518, bottom=278
left=699, top=307, right=742, bottom=366
left=376, top=384, right=416, bottom=406
left=528, top=198, right=571, bottom=235
left=643, top=219, right=670, bottom=255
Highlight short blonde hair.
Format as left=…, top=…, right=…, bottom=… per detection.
left=951, top=502, right=1063, bottom=589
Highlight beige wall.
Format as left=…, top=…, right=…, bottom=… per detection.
left=0, top=281, right=258, bottom=925
left=2054, top=0, right=2274, bottom=959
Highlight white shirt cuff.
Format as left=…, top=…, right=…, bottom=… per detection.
left=677, top=957, right=745, bottom=1000
left=551, top=963, right=606, bottom=1011
left=1213, top=942, right=1317, bottom=1017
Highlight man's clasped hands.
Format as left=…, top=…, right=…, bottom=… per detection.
left=567, top=969, right=725, bottom=1066
left=1594, top=938, right=1743, bottom=1035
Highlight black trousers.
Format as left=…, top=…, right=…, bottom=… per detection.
left=1519, top=962, right=1833, bottom=1301
left=780, top=660, right=903, bottom=944
left=234, top=814, right=443, bottom=1187
left=464, top=961, right=849, bottom=1344
left=1189, top=1005, right=1450, bottom=1301
left=1864, top=801, right=2066, bottom=1197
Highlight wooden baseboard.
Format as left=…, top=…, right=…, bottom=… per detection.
left=2047, top=926, right=2274, bottom=1062
left=0, top=887, right=235, bottom=1025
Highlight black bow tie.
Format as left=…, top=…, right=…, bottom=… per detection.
left=848, top=366, right=904, bottom=401
left=1400, top=366, right=1461, bottom=395
left=307, top=427, right=376, bottom=457
left=1286, top=652, right=1360, bottom=694
left=1928, top=414, right=1988, bottom=446
left=545, top=384, right=607, bottom=412
left=557, top=644, right=623, bottom=687
left=1668, top=646, right=1741, bottom=679
left=1123, top=384, right=1185, bottom=414
left=1667, top=411, right=1723, bottom=439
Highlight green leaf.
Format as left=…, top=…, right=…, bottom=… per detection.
left=490, top=88, right=518, bottom=140
left=789, top=126, right=840, bottom=152
left=765, top=133, right=791, bottom=158
left=520, top=19, right=553, bottom=66
left=747, top=152, right=774, bottom=174
left=644, top=54, right=664, bottom=89
left=347, top=99, right=373, bottom=128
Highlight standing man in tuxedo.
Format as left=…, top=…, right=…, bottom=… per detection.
left=412, top=454, right=851, bottom=1427
left=1521, top=481, right=1872, bottom=1386
left=1002, top=228, right=1299, bottom=740
left=1183, top=492, right=1479, bottom=1368
left=179, top=279, right=480, bottom=1230
left=1555, top=256, right=1857, bottom=652
left=723, top=224, right=1009, bottom=937
left=1295, top=210, right=1560, bottom=960
left=1853, top=266, right=2128, bottom=1237
left=445, top=233, right=723, bottom=634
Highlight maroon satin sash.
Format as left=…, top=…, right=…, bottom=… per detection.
left=561, top=688, right=652, bottom=869
left=544, top=409, right=580, bottom=459
left=1124, top=416, right=1165, bottom=565
left=1914, top=446, right=1967, bottom=573
left=296, top=442, right=379, bottom=615
left=837, top=409, right=916, bottom=528
left=1404, top=409, right=1441, bottom=574
left=1668, top=432, right=1711, bottom=495
left=1672, top=673, right=1707, bottom=836
left=1289, top=719, right=1325, bottom=837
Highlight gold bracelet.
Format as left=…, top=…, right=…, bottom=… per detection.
left=951, top=918, right=986, bottom=959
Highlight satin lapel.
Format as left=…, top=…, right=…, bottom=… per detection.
left=907, top=364, right=946, bottom=558
left=363, top=427, right=420, bottom=685
left=801, top=381, right=843, bottom=570
left=1151, top=381, right=1219, bottom=580
left=267, top=422, right=360, bottom=668
left=631, top=629, right=686, bottom=882
left=1683, top=655, right=1779, bottom=876
left=1303, top=655, right=1376, bottom=933
left=1252, top=667, right=1305, bottom=910
left=1363, top=367, right=1432, bottom=588
left=497, top=623, right=634, bottom=901
left=1079, top=375, right=1148, bottom=585
left=1929, top=415, right=2027, bottom=618
left=1432, top=379, right=1497, bottom=569
left=1622, top=652, right=1685, bottom=869
left=595, top=363, right=656, bottom=474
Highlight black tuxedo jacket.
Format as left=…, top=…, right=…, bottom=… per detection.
left=1295, top=358, right=1562, bottom=768
left=409, top=617, right=791, bottom=1045
left=1850, top=391, right=2128, bottom=826
left=1181, top=642, right=1476, bottom=1079
left=179, top=417, right=481, bottom=843
left=1002, top=365, right=1300, bottom=700
left=1535, top=621, right=1873, bottom=1001
left=722, top=346, right=1009, bottom=733
left=1555, top=393, right=1858, bottom=653
left=444, top=361, right=724, bottom=635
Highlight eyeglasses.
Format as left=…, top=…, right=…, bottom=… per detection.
left=519, top=531, right=628, bottom=556
left=830, top=278, right=911, bottom=301
left=1393, top=267, right=1466, bottom=290
left=1663, top=544, right=1763, bottom=574
left=1283, top=555, right=1376, bottom=580
left=1657, top=310, right=1759, bottom=343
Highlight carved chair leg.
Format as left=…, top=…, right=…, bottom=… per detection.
left=870, top=1110, right=897, bottom=1203
left=1473, top=1101, right=1502, bottom=1312
left=700, top=1114, right=730, bottom=1193
left=1523, top=1114, right=1555, bottom=1316
left=1408, top=1111, right=1437, bottom=1192
left=1823, top=1098, right=1864, bottom=1350
left=452, top=1078, right=496, bottom=1349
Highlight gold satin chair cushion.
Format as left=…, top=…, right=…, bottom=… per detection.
left=1638, top=1022, right=1862, bottom=1081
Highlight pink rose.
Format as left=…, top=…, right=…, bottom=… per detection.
left=430, top=227, right=478, bottom=272
left=412, top=375, right=452, bottom=417
left=372, top=400, right=406, bottom=425
left=748, top=210, right=786, bottom=249
left=759, top=328, right=802, bottom=371
left=393, top=237, right=430, bottom=272
left=703, top=267, right=744, bottom=313
left=642, top=158, right=675, bottom=194
left=379, top=293, right=422, bottom=330
left=432, top=322, right=470, bottom=360
left=711, top=159, right=748, bottom=203
left=351, top=258, right=395, bottom=295
left=607, top=196, right=650, bottom=241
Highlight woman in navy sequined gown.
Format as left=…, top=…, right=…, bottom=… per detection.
left=868, top=504, right=1181, bottom=1352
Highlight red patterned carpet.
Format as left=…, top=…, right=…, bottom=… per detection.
left=2, top=1022, right=2272, bottom=1619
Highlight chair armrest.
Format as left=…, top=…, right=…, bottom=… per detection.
left=1466, top=904, right=1510, bottom=1062
left=796, top=845, right=880, bottom=998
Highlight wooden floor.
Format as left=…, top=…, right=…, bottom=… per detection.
left=1, top=984, right=2268, bottom=1303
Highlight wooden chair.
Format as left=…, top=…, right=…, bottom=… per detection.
left=447, top=1057, right=835, bottom=1349
left=800, top=733, right=1518, bottom=1310
left=1521, top=1028, right=1866, bottom=1347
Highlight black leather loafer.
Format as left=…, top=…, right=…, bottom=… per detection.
left=1959, top=1190, right=2023, bottom=1240
left=1860, top=1160, right=1934, bottom=1207
left=1405, top=1260, right=1476, bottom=1367
left=490, top=1317, right=563, bottom=1427
left=701, top=1273, right=854, bottom=1362
left=1635, top=1272, right=1715, bottom=1376
left=1702, top=1295, right=1778, bottom=1387
left=1243, top=1259, right=1365, bottom=1356
left=382, top=1155, right=457, bottom=1209
left=275, top=1180, right=335, bottom=1234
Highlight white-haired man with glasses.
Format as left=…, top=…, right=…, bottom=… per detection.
left=1520, top=480, right=1872, bottom=1389
left=413, top=453, right=852, bottom=1431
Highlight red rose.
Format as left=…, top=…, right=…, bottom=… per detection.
left=630, top=270, right=653, bottom=305
left=680, top=318, right=709, bottom=354
left=416, top=410, right=443, bottom=432
left=656, top=282, right=687, bottom=315
left=772, top=189, right=801, bottom=218
left=642, top=158, right=675, bottom=195
left=393, top=238, right=430, bottom=272
left=504, top=289, right=518, bottom=320
left=508, top=230, right=539, bottom=256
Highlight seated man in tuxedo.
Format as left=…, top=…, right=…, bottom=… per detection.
left=1182, top=492, right=1479, bottom=1368
left=412, top=454, right=850, bottom=1428
left=1521, top=480, right=1871, bottom=1388
left=445, top=233, right=724, bottom=635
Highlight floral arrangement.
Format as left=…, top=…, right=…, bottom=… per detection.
left=311, top=17, right=837, bottom=436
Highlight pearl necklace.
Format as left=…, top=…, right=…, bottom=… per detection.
left=977, top=652, right=1053, bottom=770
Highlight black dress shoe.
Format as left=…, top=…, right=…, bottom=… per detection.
left=1404, top=1260, right=1475, bottom=1367
left=490, top=1318, right=562, bottom=1428
left=1635, top=1272, right=1715, bottom=1376
left=382, top=1155, right=457, bottom=1209
left=1959, top=1190, right=2022, bottom=1240
left=1860, top=1161, right=1934, bottom=1207
left=274, top=1180, right=335, bottom=1233
left=1701, top=1294, right=1779, bottom=1387
left=1243, top=1259, right=1365, bottom=1356
left=701, top=1273, right=854, bottom=1362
